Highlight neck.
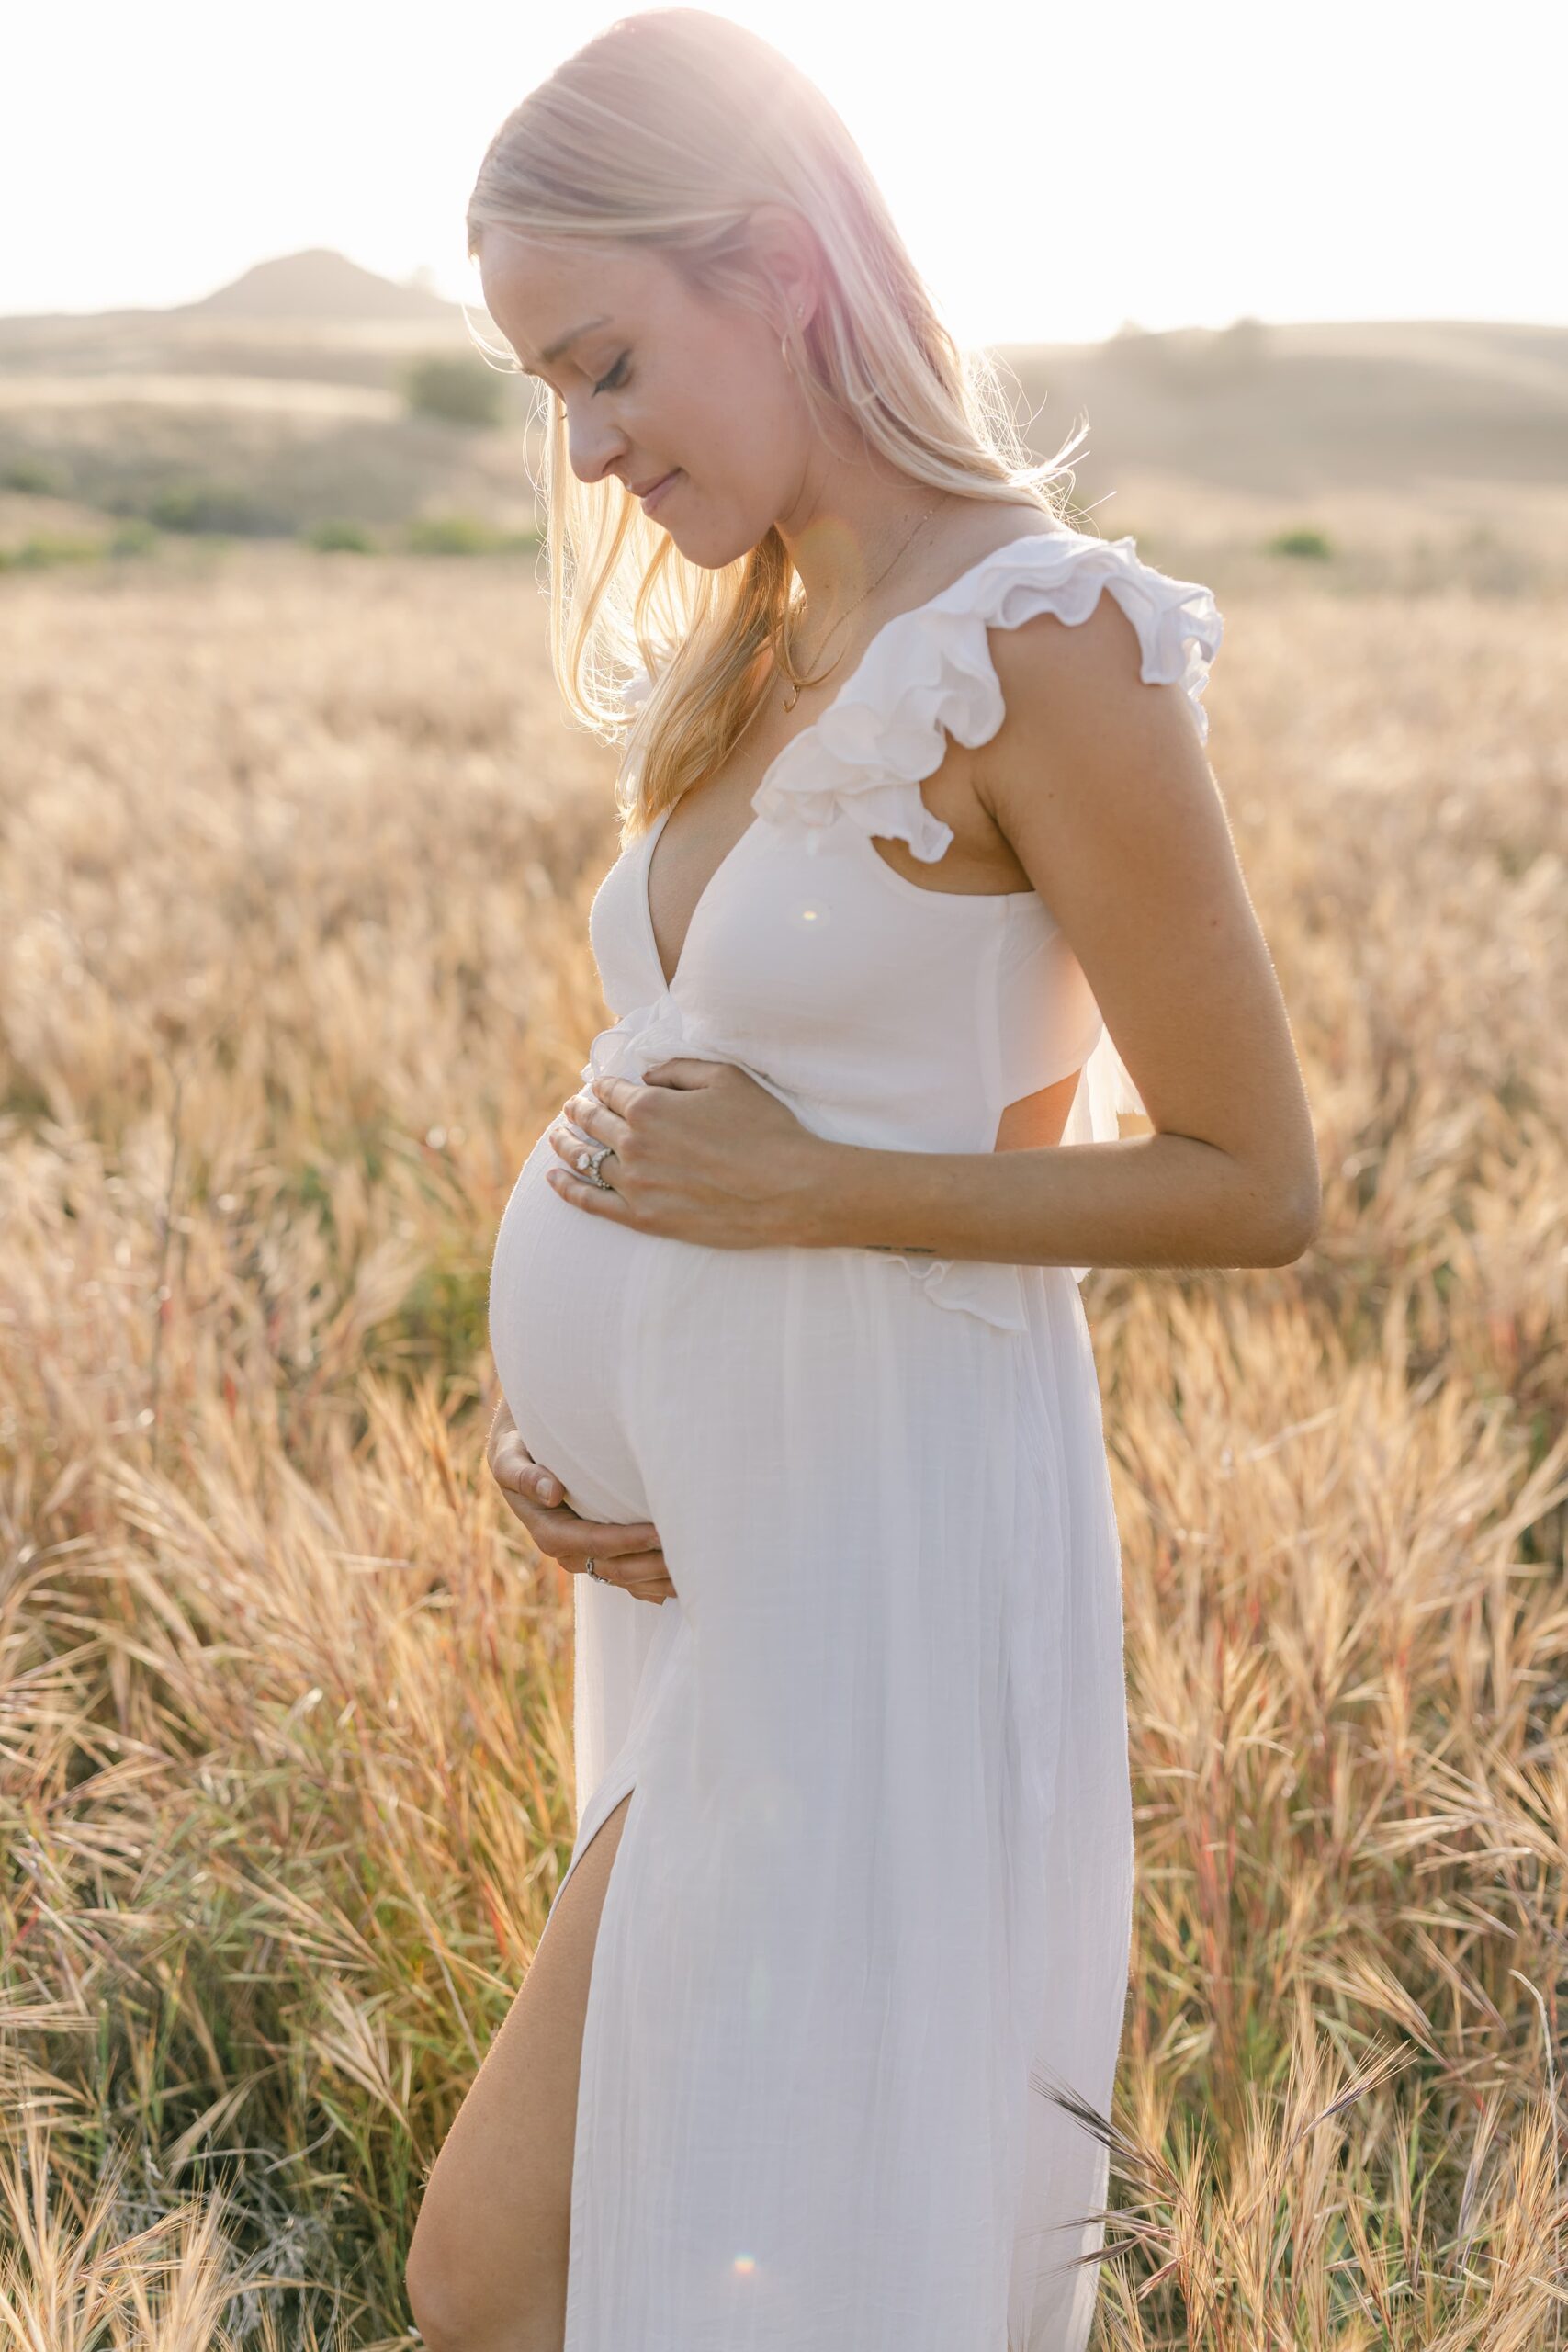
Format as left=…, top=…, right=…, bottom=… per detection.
left=773, top=462, right=961, bottom=621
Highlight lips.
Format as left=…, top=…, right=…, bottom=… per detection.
left=637, top=469, right=681, bottom=511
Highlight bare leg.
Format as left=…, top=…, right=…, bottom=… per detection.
left=405, top=1790, right=635, bottom=2352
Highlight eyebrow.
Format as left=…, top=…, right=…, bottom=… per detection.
left=525, top=314, right=612, bottom=373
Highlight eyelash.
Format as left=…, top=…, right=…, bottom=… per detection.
left=536, top=353, right=628, bottom=413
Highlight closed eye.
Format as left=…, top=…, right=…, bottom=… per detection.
left=593, top=353, right=631, bottom=395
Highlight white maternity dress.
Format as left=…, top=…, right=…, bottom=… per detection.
left=487, top=525, right=1224, bottom=2352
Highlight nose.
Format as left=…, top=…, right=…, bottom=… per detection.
left=566, top=412, right=631, bottom=489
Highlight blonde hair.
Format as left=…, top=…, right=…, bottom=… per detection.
left=465, top=7, right=1086, bottom=842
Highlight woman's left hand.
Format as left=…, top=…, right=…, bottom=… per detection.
left=546, top=1059, right=828, bottom=1248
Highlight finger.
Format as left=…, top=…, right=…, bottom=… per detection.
left=568, top=1545, right=664, bottom=1580
left=636, top=1057, right=720, bottom=1090
left=585, top=1071, right=644, bottom=1119
left=491, top=1463, right=661, bottom=1552
left=573, top=1549, right=675, bottom=1603
left=545, top=1165, right=637, bottom=1223
left=547, top=1120, right=620, bottom=1180
left=621, top=1572, right=677, bottom=1604
left=491, top=1439, right=562, bottom=1507
left=550, top=1108, right=608, bottom=1160
left=575, top=1516, right=663, bottom=1555
left=495, top=1483, right=570, bottom=1537
left=559, top=1086, right=631, bottom=1142
left=493, top=1467, right=581, bottom=1523
left=547, top=1112, right=588, bottom=1161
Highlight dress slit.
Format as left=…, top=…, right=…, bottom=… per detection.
left=560, top=1770, right=647, bottom=2352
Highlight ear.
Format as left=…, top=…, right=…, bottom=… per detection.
left=744, top=201, right=821, bottom=336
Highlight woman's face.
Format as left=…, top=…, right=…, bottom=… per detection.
left=478, top=228, right=812, bottom=569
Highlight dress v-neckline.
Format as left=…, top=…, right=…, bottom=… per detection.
left=638, top=525, right=1062, bottom=993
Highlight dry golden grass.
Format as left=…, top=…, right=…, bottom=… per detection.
left=1, top=540, right=1565, bottom=2347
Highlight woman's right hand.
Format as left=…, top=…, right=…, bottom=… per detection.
left=486, top=1397, right=676, bottom=1604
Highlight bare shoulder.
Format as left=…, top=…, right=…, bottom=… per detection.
left=979, top=583, right=1204, bottom=802
left=972, top=542, right=1224, bottom=906
left=973, top=576, right=1223, bottom=895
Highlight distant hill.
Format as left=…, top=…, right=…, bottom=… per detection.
left=0, top=265, right=1562, bottom=576
left=998, top=318, right=1568, bottom=497
left=172, top=248, right=460, bottom=323
left=0, top=249, right=469, bottom=335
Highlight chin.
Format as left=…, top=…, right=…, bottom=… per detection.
left=674, top=516, right=770, bottom=572
left=660, top=523, right=728, bottom=571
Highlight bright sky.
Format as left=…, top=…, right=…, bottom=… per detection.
left=8, top=0, right=1560, bottom=345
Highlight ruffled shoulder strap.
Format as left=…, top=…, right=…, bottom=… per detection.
left=750, top=526, right=1223, bottom=861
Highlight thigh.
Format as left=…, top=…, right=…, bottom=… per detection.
left=406, top=1791, right=634, bottom=2346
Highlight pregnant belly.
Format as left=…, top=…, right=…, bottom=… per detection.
left=487, top=1125, right=658, bottom=1523
left=486, top=1069, right=1071, bottom=1522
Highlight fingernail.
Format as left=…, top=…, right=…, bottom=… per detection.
left=537, top=1478, right=558, bottom=1503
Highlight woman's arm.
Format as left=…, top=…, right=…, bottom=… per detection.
left=800, top=592, right=1320, bottom=1272
left=797, top=1119, right=1311, bottom=1272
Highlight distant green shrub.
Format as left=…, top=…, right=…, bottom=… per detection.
left=2, top=458, right=70, bottom=496
left=0, top=517, right=157, bottom=570
left=403, top=512, right=508, bottom=556
left=308, top=517, right=378, bottom=553
left=147, top=481, right=289, bottom=536
left=0, top=532, right=106, bottom=571
left=1267, top=526, right=1335, bottom=561
left=400, top=354, right=505, bottom=429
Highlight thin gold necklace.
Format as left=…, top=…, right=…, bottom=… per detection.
left=775, top=492, right=947, bottom=712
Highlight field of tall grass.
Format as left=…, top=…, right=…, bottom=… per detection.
left=2, top=537, right=1565, bottom=2347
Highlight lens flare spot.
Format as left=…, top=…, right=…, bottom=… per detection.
left=732, top=2253, right=758, bottom=2277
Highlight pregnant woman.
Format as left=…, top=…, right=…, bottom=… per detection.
left=407, top=14, right=1320, bottom=2352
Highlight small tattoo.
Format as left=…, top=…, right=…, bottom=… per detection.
left=867, top=1243, right=940, bottom=1256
